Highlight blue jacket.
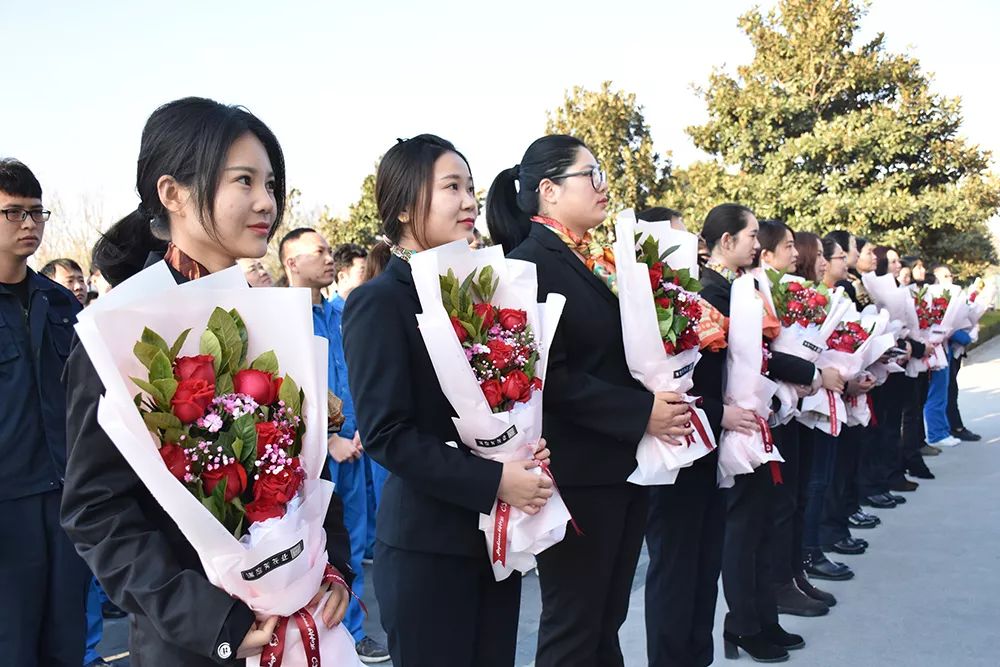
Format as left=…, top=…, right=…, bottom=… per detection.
left=0, top=268, right=81, bottom=501
left=313, top=296, right=357, bottom=438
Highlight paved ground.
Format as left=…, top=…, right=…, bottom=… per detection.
left=99, top=336, right=1000, bottom=666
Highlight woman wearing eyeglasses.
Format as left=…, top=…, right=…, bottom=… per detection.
left=487, top=135, right=693, bottom=667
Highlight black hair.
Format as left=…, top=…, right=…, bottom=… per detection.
left=873, top=245, right=895, bottom=277
left=0, top=158, right=42, bottom=199
left=824, top=230, right=853, bottom=257
left=794, top=231, right=824, bottom=282
left=821, top=236, right=843, bottom=262
left=278, top=227, right=318, bottom=264
left=486, top=134, right=588, bottom=254
left=757, top=219, right=794, bottom=253
left=700, top=203, right=754, bottom=252
left=855, top=236, right=868, bottom=252
left=40, top=258, right=83, bottom=278
left=92, top=97, right=286, bottom=287
left=637, top=206, right=682, bottom=223
left=333, top=243, right=367, bottom=277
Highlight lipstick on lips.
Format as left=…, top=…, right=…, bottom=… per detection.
left=248, top=223, right=271, bottom=236
left=459, top=218, right=476, bottom=230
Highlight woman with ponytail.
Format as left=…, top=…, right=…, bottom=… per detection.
left=60, top=98, right=354, bottom=666
left=487, top=135, right=693, bottom=667
left=342, top=135, right=553, bottom=666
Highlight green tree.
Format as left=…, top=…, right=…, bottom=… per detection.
left=546, top=81, right=667, bottom=228
left=680, top=0, right=999, bottom=276
left=316, top=168, right=381, bottom=249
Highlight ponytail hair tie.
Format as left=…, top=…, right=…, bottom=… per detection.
left=511, top=164, right=521, bottom=180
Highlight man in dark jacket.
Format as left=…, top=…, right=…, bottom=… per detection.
left=0, top=158, right=90, bottom=666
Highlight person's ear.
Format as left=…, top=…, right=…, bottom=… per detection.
left=157, top=175, right=191, bottom=219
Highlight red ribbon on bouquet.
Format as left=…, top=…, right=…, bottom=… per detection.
left=685, top=407, right=715, bottom=451
left=826, top=389, right=840, bottom=437
left=867, top=394, right=878, bottom=426
left=259, top=565, right=361, bottom=667
left=755, top=415, right=783, bottom=486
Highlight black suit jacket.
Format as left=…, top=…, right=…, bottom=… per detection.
left=60, top=257, right=352, bottom=666
left=342, top=256, right=503, bottom=557
left=506, top=223, right=654, bottom=486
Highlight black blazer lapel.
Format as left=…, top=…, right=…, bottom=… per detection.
left=529, top=223, right=618, bottom=307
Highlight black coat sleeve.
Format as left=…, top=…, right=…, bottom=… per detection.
left=342, top=282, right=502, bottom=515
left=768, top=350, right=816, bottom=386
left=60, top=344, right=254, bottom=664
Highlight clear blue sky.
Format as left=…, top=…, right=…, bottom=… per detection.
left=3, top=0, right=997, bottom=226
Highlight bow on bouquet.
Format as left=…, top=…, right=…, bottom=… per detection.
left=760, top=269, right=851, bottom=425
left=410, top=240, right=571, bottom=581
left=716, top=274, right=781, bottom=489
left=612, top=210, right=716, bottom=485
left=74, top=263, right=360, bottom=667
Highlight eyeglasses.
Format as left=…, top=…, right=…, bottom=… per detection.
left=2, top=208, right=51, bottom=223
left=549, top=167, right=607, bottom=192
left=829, top=255, right=848, bottom=262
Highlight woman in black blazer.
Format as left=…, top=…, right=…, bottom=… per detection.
left=342, top=135, right=553, bottom=667
left=486, top=135, right=692, bottom=667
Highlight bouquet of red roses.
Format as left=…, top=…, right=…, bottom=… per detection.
left=443, top=267, right=543, bottom=412
left=74, top=263, right=360, bottom=667
left=826, top=320, right=870, bottom=353
left=914, top=286, right=948, bottom=330
left=639, top=234, right=703, bottom=355
left=766, top=271, right=830, bottom=328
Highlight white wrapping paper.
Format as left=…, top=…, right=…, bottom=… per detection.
left=716, top=275, right=781, bottom=489
left=74, top=263, right=360, bottom=667
left=613, top=210, right=716, bottom=486
left=409, top=240, right=571, bottom=581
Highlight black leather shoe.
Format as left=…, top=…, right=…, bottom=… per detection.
left=890, top=479, right=919, bottom=492
left=887, top=493, right=906, bottom=504
left=774, top=581, right=829, bottom=617
left=855, top=510, right=881, bottom=523
left=803, top=550, right=854, bottom=580
left=823, top=538, right=866, bottom=555
left=863, top=493, right=896, bottom=509
left=795, top=573, right=837, bottom=606
left=908, top=468, right=935, bottom=480
left=761, top=623, right=805, bottom=650
left=723, top=630, right=789, bottom=662
left=848, top=511, right=879, bottom=528
left=847, top=536, right=869, bottom=549
left=952, top=427, right=981, bottom=442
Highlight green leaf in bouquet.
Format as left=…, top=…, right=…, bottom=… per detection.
left=481, top=266, right=499, bottom=302
left=231, top=438, right=244, bottom=462
left=232, top=414, right=258, bottom=459
left=675, top=314, right=689, bottom=333
left=460, top=270, right=477, bottom=299
left=229, top=309, right=249, bottom=368
left=200, top=330, right=223, bottom=374
left=143, top=411, right=183, bottom=433
left=231, top=515, right=244, bottom=540
left=657, top=310, right=675, bottom=339
left=133, top=392, right=143, bottom=409
left=208, top=307, right=242, bottom=374
left=168, top=328, right=191, bottom=362
left=201, top=495, right=222, bottom=521
left=461, top=320, right=478, bottom=339
left=658, top=244, right=680, bottom=263
left=153, top=378, right=178, bottom=405
left=141, top=327, right=171, bottom=356
left=149, top=350, right=173, bottom=383
left=216, top=372, right=234, bottom=396
left=278, top=374, right=301, bottom=415
left=133, top=341, right=161, bottom=370
left=250, top=350, right=279, bottom=375
left=163, top=427, right=184, bottom=443
left=449, top=275, right=461, bottom=316
left=213, top=428, right=236, bottom=454
left=524, top=351, right=538, bottom=378
left=638, top=234, right=659, bottom=264
left=131, top=377, right=165, bottom=406
left=439, top=272, right=458, bottom=314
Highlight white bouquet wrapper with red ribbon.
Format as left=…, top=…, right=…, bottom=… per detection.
left=951, top=280, right=997, bottom=351
left=410, top=240, right=571, bottom=581
left=842, top=308, right=896, bottom=427
left=916, top=285, right=969, bottom=372
left=717, top=275, right=781, bottom=489
left=862, top=272, right=931, bottom=378
left=757, top=269, right=853, bottom=425
left=613, top=210, right=716, bottom=486
left=74, top=263, right=360, bottom=667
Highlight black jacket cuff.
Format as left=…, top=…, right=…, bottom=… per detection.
left=211, top=601, right=256, bottom=664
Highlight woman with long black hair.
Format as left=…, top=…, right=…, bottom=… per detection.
left=342, top=134, right=554, bottom=666
left=60, top=97, right=354, bottom=666
left=486, top=135, right=692, bottom=667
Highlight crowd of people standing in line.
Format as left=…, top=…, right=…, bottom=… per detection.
left=0, top=96, right=989, bottom=667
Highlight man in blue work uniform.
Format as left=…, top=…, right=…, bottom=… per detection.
left=280, top=228, right=389, bottom=664
left=0, top=158, right=90, bottom=666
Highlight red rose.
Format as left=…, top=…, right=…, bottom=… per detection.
left=451, top=316, right=470, bottom=343
left=787, top=281, right=804, bottom=293
left=501, top=370, right=533, bottom=404
left=159, top=443, right=188, bottom=481
left=655, top=297, right=672, bottom=309
left=788, top=301, right=804, bottom=313
left=473, top=303, right=496, bottom=329
left=480, top=379, right=504, bottom=408
left=245, top=498, right=285, bottom=524
left=497, top=308, right=528, bottom=332
left=171, top=378, right=215, bottom=424
left=815, top=294, right=828, bottom=307
left=663, top=339, right=676, bottom=355
left=202, top=461, right=247, bottom=502
left=233, top=369, right=283, bottom=406
left=531, top=377, right=543, bottom=392
left=255, top=421, right=286, bottom=457
left=254, top=458, right=303, bottom=504
left=486, top=339, right=515, bottom=369
left=174, top=354, right=216, bottom=384
left=648, top=263, right=664, bottom=291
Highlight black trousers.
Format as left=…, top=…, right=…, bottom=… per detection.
left=900, top=373, right=931, bottom=476
left=373, top=541, right=521, bottom=667
left=0, top=490, right=90, bottom=667
left=645, top=452, right=725, bottom=667
left=858, top=387, right=891, bottom=497
left=769, top=422, right=803, bottom=584
left=947, top=353, right=965, bottom=431
left=722, top=465, right=778, bottom=635
left=536, top=483, right=648, bottom=667
left=819, top=425, right=863, bottom=546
